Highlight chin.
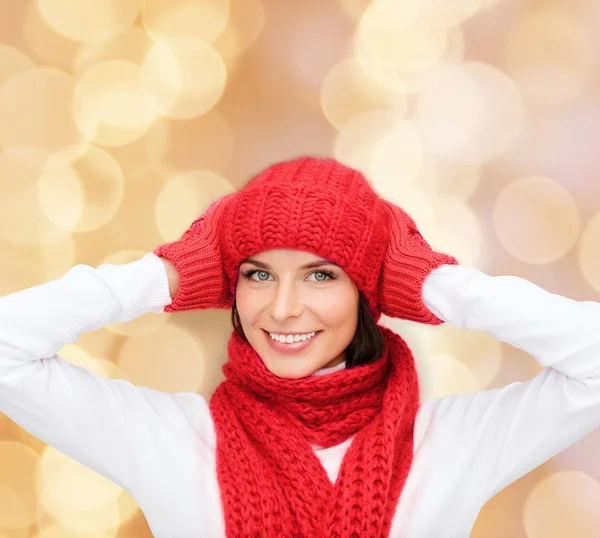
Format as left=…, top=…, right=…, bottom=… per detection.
left=261, top=356, right=319, bottom=379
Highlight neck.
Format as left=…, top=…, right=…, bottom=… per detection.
left=311, top=360, right=347, bottom=377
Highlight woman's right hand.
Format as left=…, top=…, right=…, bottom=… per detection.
left=153, top=194, right=234, bottom=312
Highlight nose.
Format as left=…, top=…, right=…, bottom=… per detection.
left=268, top=281, right=304, bottom=322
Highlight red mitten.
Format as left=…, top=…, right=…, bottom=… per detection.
left=378, top=200, right=458, bottom=324
left=153, top=194, right=234, bottom=312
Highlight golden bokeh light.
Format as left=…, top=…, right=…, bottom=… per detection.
left=0, top=441, right=40, bottom=530
left=523, top=471, right=600, bottom=538
left=333, top=110, right=399, bottom=175
left=320, top=58, right=407, bottom=131
left=37, top=447, right=122, bottom=533
left=73, top=61, right=158, bottom=147
left=0, top=231, right=75, bottom=296
left=0, top=68, right=80, bottom=151
left=212, top=0, right=265, bottom=62
left=23, top=2, right=81, bottom=70
left=432, top=325, right=502, bottom=389
left=494, top=176, right=580, bottom=265
left=505, top=7, right=593, bottom=105
left=141, top=0, right=229, bottom=43
left=356, top=1, right=449, bottom=73
left=578, top=212, right=600, bottom=294
left=99, top=250, right=171, bottom=337
left=421, top=352, right=480, bottom=399
left=155, top=170, right=235, bottom=242
left=0, top=483, right=29, bottom=531
left=416, top=62, right=524, bottom=163
left=34, top=524, right=114, bottom=538
left=118, top=324, right=206, bottom=393
left=73, top=27, right=154, bottom=76
left=37, top=145, right=125, bottom=233
left=36, top=0, right=141, bottom=43
left=369, top=120, right=423, bottom=192
left=140, top=37, right=227, bottom=120
left=0, top=148, right=65, bottom=246
left=0, top=45, right=35, bottom=88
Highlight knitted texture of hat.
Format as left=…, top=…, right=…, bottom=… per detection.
left=209, top=324, right=419, bottom=538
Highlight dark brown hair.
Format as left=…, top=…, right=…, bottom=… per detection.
left=230, top=290, right=386, bottom=368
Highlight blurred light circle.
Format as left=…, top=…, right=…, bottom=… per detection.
left=0, top=45, right=35, bottom=89
left=58, top=343, right=130, bottom=380
left=333, top=110, right=399, bottom=176
left=141, top=0, right=229, bottom=43
left=155, top=170, right=235, bottom=242
left=370, top=120, right=423, bottom=194
left=422, top=352, right=480, bottom=399
left=38, top=447, right=122, bottom=518
left=357, top=1, right=449, bottom=73
left=212, top=0, right=265, bottom=61
left=0, top=68, right=80, bottom=151
left=37, top=145, right=125, bottom=233
left=369, top=0, right=482, bottom=27
left=432, top=324, right=502, bottom=389
left=416, top=62, right=524, bottom=163
left=578, top=213, right=600, bottom=294
left=24, top=2, right=80, bottom=71
left=523, top=471, right=600, bottom=538
left=73, top=60, right=158, bottom=147
left=505, top=8, right=593, bottom=105
left=140, top=37, right=227, bottom=120
left=0, top=484, right=29, bottom=531
left=320, top=58, right=407, bottom=131
left=37, top=481, right=121, bottom=535
left=37, top=0, right=141, bottom=42
left=431, top=196, right=482, bottom=267
left=118, top=324, right=206, bottom=393
left=494, top=176, right=580, bottom=264
left=34, top=525, right=114, bottom=538
left=399, top=24, right=466, bottom=95
left=73, top=27, right=154, bottom=76
left=0, top=147, right=65, bottom=246
left=0, top=441, right=40, bottom=530
left=0, top=230, right=75, bottom=296
left=99, top=250, right=171, bottom=336
left=426, top=158, right=480, bottom=200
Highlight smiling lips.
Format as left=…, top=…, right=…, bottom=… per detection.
left=264, top=330, right=322, bottom=354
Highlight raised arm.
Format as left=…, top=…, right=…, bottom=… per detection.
left=0, top=252, right=208, bottom=492
left=419, top=264, right=600, bottom=501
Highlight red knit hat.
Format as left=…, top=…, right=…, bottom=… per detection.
left=154, top=155, right=458, bottom=324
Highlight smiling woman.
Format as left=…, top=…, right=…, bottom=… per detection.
left=230, top=249, right=385, bottom=378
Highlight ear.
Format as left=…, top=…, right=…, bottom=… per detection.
left=377, top=200, right=458, bottom=324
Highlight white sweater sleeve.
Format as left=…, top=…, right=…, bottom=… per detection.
left=0, top=252, right=210, bottom=492
left=421, top=264, right=600, bottom=500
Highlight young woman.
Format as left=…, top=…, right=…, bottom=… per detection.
left=1, top=156, right=599, bottom=538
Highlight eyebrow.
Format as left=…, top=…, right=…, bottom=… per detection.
left=242, top=258, right=340, bottom=271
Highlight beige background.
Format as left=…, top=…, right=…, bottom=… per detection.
left=1, top=0, right=600, bottom=536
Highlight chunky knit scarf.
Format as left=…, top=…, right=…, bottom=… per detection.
left=209, top=324, right=420, bottom=538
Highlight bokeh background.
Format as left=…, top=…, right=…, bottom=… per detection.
left=1, top=0, right=600, bottom=536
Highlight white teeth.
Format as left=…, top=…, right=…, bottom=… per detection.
left=268, top=331, right=317, bottom=344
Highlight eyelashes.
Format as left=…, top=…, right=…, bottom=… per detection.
left=240, top=269, right=339, bottom=282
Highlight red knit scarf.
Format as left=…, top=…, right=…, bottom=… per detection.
left=209, top=325, right=420, bottom=538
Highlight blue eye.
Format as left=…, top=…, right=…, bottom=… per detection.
left=240, top=269, right=338, bottom=282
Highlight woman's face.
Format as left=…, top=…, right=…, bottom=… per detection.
left=236, top=249, right=359, bottom=379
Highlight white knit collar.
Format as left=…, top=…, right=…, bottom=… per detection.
left=311, top=360, right=347, bottom=377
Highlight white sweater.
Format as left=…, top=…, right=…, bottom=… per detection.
left=1, top=252, right=600, bottom=538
